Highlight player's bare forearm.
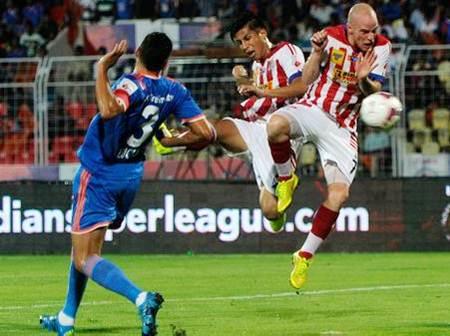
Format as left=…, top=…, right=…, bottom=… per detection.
left=96, top=40, right=128, bottom=119
left=260, top=77, right=308, bottom=98
left=301, top=50, right=323, bottom=85
left=96, top=63, right=124, bottom=119
left=358, top=76, right=382, bottom=96
left=160, top=119, right=215, bottom=149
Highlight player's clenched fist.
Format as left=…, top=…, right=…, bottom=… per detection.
left=310, top=30, right=327, bottom=53
left=232, top=65, right=248, bottom=79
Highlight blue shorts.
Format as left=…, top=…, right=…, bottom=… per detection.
left=71, top=166, right=141, bottom=234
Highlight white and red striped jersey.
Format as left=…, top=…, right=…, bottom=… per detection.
left=240, top=42, right=305, bottom=122
left=300, top=25, right=391, bottom=133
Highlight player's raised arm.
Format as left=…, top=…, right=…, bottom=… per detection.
left=96, top=40, right=128, bottom=119
left=302, top=30, right=328, bottom=85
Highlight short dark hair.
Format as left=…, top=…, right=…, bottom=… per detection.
left=138, top=32, right=173, bottom=71
left=229, top=12, right=268, bottom=40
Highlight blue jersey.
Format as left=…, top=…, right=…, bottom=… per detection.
left=78, top=72, right=203, bottom=179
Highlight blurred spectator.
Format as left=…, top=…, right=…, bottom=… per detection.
left=66, top=0, right=83, bottom=46
left=37, top=14, right=59, bottom=42
left=6, top=36, right=26, bottom=58
left=36, top=44, right=48, bottom=59
left=159, top=0, right=176, bottom=18
left=79, top=0, right=97, bottom=22
left=380, top=0, right=402, bottom=22
left=22, top=0, right=44, bottom=28
left=440, top=8, right=450, bottom=43
left=116, top=0, right=134, bottom=20
left=134, top=0, right=157, bottom=19
left=2, top=0, right=19, bottom=26
left=0, top=100, right=14, bottom=138
left=197, top=0, right=215, bottom=17
left=392, top=18, right=409, bottom=42
left=381, top=17, right=409, bottom=43
left=437, top=60, right=450, bottom=94
left=177, top=0, right=200, bottom=19
left=361, top=128, right=392, bottom=177
left=96, top=0, right=115, bottom=23
left=310, top=0, right=335, bottom=26
left=215, top=0, right=235, bottom=20
left=19, top=21, right=45, bottom=57
left=410, top=2, right=426, bottom=34
left=363, top=129, right=390, bottom=153
left=67, top=45, right=90, bottom=81
left=49, top=0, right=66, bottom=29
left=296, top=16, right=320, bottom=48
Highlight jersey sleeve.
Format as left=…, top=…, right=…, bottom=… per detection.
left=172, top=83, right=205, bottom=124
left=112, top=75, right=142, bottom=111
left=278, top=44, right=305, bottom=84
left=369, top=42, right=391, bottom=84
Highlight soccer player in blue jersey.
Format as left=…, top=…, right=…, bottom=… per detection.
left=40, top=33, right=214, bottom=336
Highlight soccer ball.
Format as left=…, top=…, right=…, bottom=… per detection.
left=360, top=91, right=402, bottom=128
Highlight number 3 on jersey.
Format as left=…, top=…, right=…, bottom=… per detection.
left=127, top=105, right=160, bottom=148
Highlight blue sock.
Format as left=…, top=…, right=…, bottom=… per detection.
left=84, top=256, right=141, bottom=304
left=62, top=261, right=88, bottom=319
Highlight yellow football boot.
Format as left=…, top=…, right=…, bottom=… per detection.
left=275, top=174, right=299, bottom=213
left=153, top=123, right=174, bottom=155
left=289, top=252, right=311, bottom=289
left=269, top=212, right=287, bottom=232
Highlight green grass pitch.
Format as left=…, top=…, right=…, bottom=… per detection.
left=0, top=253, right=449, bottom=335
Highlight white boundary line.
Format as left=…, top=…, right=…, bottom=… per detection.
left=1, top=283, right=449, bottom=312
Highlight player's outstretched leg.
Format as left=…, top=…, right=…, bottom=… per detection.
left=289, top=250, right=312, bottom=289
left=137, top=292, right=165, bottom=336
left=40, top=315, right=74, bottom=336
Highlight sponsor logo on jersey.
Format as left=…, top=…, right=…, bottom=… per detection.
left=150, top=94, right=174, bottom=104
left=331, top=49, right=345, bottom=66
left=118, top=78, right=138, bottom=95
left=332, top=68, right=358, bottom=85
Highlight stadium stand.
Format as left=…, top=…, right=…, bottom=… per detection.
left=0, top=0, right=448, bottom=178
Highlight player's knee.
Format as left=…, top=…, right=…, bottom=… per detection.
left=72, top=256, right=86, bottom=273
left=327, top=188, right=349, bottom=208
left=267, top=115, right=289, bottom=142
left=72, top=253, right=99, bottom=274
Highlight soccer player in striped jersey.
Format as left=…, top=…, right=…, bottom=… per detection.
left=40, top=33, right=214, bottom=336
left=265, top=3, right=391, bottom=289
left=212, top=12, right=307, bottom=231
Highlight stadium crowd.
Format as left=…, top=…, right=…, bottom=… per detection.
left=0, top=0, right=448, bottom=171
left=0, top=0, right=448, bottom=58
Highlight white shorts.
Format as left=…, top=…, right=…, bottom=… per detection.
left=223, top=117, right=301, bottom=194
left=272, top=103, right=358, bottom=185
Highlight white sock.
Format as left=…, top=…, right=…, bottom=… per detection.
left=300, top=232, right=323, bottom=255
left=58, top=311, right=74, bottom=326
left=277, top=160, right=294, bottom=179
left=135, top=291, right=147, bottom=307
